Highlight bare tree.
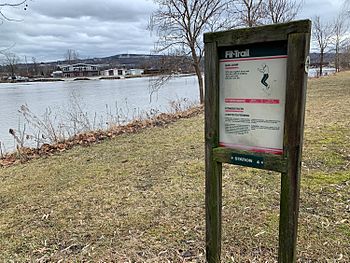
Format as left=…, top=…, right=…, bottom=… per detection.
left=264, top=0, right=303, bottom=24
left=24, top=55, right=29, bottom=76
left=343, top=0, right=350, bottom=13
left=31, top=56, right=38, bottom=75
left=1, top=51, right=19, bottom=78
left=231, top=0, right=265, bottom=27
left=339, top=1, right=350, bottom=70
left=312, top=16, right=333, bottom=77
left=332, top=14, right=348, bottom=72
left=150, top=0, right=230, bottom=104
left=65, top=49, right=79, bottom=64
left=340, top=40, right=350, bottom=69
left=0, top=1, right=30, bottom=61
left=0, top=0, right=29, bottom=24
left=147, top=54, right=193, bottom=101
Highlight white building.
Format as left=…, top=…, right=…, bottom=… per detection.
left=101, top=68, right=127, bottom=77
left=127, top=69, right=144, bottom=76
left=52, top=71, right=63, bottom=78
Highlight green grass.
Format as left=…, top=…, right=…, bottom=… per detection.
left=1, top=72, right=350, bottom=262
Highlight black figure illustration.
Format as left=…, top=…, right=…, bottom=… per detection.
left=257, top=63, right=270, bottom=90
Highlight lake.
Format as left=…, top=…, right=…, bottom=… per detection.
left=0, top=76, right=199, bottom=153
left=0, top=69, right=336, bottom=154
left=308, top=67, right=336, bottom=78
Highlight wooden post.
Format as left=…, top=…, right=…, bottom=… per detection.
left=204, top=20, right=311, bottom=263
left=278, top=32, right=311, bottom=263
left=205, top=41, right=222, bottom=263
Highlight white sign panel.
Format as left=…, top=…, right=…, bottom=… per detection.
left=219, top=42, right=287, bottom=155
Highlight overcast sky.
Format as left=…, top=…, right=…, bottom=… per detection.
left=0, top=0, right=346, bottom=62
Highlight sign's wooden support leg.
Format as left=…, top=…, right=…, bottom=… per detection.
left=205, top=40, right=222, bottom=263
left=278, top=170, right=301, bottom=263
left=205, top=154, right=222, bottom=263
left=278, top=31, right=310, bottom=263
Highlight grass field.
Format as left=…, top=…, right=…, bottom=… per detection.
left=0, top=72, right=349, bottom=262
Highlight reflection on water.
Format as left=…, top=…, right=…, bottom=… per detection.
left=0, top=76, right=199, bottom=153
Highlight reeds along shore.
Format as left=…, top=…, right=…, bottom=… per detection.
left=0, top=105, right=203, bottom=168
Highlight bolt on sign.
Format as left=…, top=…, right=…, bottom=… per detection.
left=204, top=20, right=311, bottom=263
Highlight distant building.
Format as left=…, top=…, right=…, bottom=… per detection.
left=59, top=63, right=100, bottom=78
left=101, top=68, right=127, bottom=77
left=52, top=71, right=63, bottom=78
left=127, top=69, right=144, bottom=76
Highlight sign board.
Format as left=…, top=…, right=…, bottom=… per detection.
left=204, top=20, right=311, bottom=263
left=219, top=41, right=287, bottom=154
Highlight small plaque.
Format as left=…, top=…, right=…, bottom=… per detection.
left=230, top=153, right=264, bottom=168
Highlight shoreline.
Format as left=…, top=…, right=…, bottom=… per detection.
left=0, top=73, right=197, bottom=84
left=0, top=105, right=203, bottom=168
left=1, top=71, right=346, bottom=166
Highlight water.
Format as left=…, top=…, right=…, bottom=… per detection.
left=308, top=67, right=336, bottom=78
left=0, top=76, right=199, bottom=153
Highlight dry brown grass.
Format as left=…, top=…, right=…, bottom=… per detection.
left=0, top=72, right=349, bottom=262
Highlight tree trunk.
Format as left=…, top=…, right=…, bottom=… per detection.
left=319, top=49, right=324, bottom=77
left=194, top=61, right=204, bottom=104
left=190, top=45, right=204, bottom=104
left=10, top=65, right=15, bottom=78
left=335, top=42, right=340, bottom=72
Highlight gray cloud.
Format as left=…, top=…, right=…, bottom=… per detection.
left=0, top=0, right=156, bottom=61
left=297, top=0, right=343, bottom=21
left=0, top=0, right=345, bottom=62
left=31, top=0, right=153, bottom=22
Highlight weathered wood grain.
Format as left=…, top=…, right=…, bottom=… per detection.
left=278, top=29, right=311, bottom=263
left=213, top=147, right=287, bottom=173
left=205, top=41, right=222, bottom=263
left=204, top=20, right=311, bottom=46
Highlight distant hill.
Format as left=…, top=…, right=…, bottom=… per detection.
left=310, top=52, right=335, bottom=65
left=19, top=52, right=337, bottom=68
left=81, top=54, right=163, bottom=69
left=83, top=52, right=337, bottom=68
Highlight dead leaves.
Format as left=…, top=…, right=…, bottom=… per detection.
left=0, top=106, right=203, bottom=168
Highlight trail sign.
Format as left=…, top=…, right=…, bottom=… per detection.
left=204, top=20, right=311, bottom=263
left=219, top=41, right=287, bottom=155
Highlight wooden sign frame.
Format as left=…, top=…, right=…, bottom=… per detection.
left=204, top=20, right=311, bottom=263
